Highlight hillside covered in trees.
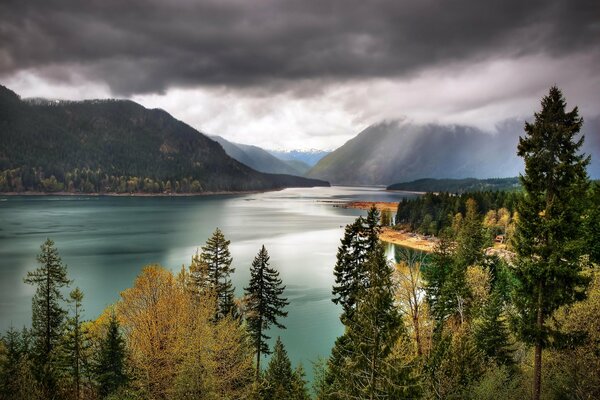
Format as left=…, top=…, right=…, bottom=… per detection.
left=387, top=177, right=521, bottom=193
left=0, top=86, right=328, bottom=194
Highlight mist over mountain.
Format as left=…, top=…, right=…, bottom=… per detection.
left=0, top=85, right=328, bottom=193
left=210, top=135, right=306, bottom=176
left=307, top=119, right=600, bottom=185
left=268, top=149, right=330, bottom=167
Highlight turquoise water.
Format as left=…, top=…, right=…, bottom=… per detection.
left=0, top=186, right=417, bottom=378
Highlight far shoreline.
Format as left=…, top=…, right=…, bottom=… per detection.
left=0, top=188, right=286, bottom=197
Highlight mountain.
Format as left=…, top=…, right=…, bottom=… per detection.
left=210, top=135, right=306, bottom=176
left=307, top=119, right=600, bottom=185
left=268, top=149, right=330, bottom=167
left=0, top=86, right=328, bottom=193
left=387, top=177, right=521, bottom=193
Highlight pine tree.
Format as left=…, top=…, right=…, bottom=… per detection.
left=197, top=228, right=237, bottom=320
left=332, top=206, right=380, bottom=324
left=23, top=238, right=71, bottom=395
left=0, top=328, right=41, bottom=400
left=474, top=292, right=514, bottom=368
left=343, top=243, right=407, bottom=399
left=291, top=364, right=311, bottom=400
left=62, top=288, right=90, bottom=400
left=263, top=337, right=294, bottom=399
left=422, top=228, right=455, bottom=328
left=244, top=245, right=289, bottom=379
left=584, top=183, right=600, bottom=264
left=512, top=86, right=590, bottom=400
left=95, top=312, right=128, bottom=398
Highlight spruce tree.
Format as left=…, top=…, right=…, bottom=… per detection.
left=62, top=288, right=90, bottom=400
left=197, top=228, right=236, bottom=320
left=474, top=292, right=514, bottom=368
left=422, top=228, right=455, bottom=328
left=95, top=312, right=128, bottom=398
left=512, top=86, right=590, bottom=400
left=0, top=327, right=41, bottom=400
left=263, top=337, right=294, bottom=399
left=332, top=206, right=380, bottom=324
left=343, top=242, right=407, bottom=399
left=24, top=238, right=71, bottom=394
left=244, top=245, right=289, bottom=379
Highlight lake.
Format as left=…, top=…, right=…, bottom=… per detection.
left=0, top=186, right=418, bottom=379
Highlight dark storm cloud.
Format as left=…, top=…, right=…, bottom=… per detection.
left=1, top=0, right=599, bottom=95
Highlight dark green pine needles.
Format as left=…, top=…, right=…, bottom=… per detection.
left=512, top=86, right=591, bottom=400
left=24, top=238, right=71, bottom=395
left=244, top=245, right=289, bottom=379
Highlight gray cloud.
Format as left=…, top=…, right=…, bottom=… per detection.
left=1, top=0, right=598, bottom=95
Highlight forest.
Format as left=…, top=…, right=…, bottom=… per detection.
left=0, top=85, right=327, bottom=194
left=1, top=89, right=598, bottom=400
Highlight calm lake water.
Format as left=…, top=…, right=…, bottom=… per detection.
left=0, top=186, right=417, bottom=379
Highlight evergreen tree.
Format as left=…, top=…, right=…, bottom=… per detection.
left=62, top=287, right=90, bottom=400
left=244, top=245, right=289, bottom=379
left=422, top=228, right=455, bottom=328
left=343, top=243, right=408, bottom=399
left=23, top=238, right=71, bottom=395
left=474, top=292, right=515, bottom=368
left=291, top=364, right=311, bottom=400
left=512, top=86, right=590, bottom=400
left=455, top=198, right=486, bottom=267
left=584, top=183, right=600, bottom=264
left=262, top=337, right=295, bottom=399
left=197, top=228, right=237, bottom=320
left=95, top=312, right=128, bottom=398
left=332, top=206, right=380, bottom=324
left=0, top=327, right=41, bottom=400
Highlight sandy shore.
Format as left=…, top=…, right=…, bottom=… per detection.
left=379, top=227, right=436, bottom=252
left=341, top=201, right=399, bottom=212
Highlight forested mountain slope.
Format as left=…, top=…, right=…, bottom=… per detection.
left=0, top=86, right=328, bottom=193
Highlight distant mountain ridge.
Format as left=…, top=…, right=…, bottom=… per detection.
left=0, top=85, right=328, bottom=193
left=210, top=135, right=307, bottom=176
left=387, top=177, right=521, bottom=193
left=268, top=149, right=330, bottom=167
left=307, top=119, right=600, bottom=185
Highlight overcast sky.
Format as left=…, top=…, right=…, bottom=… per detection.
left=1, top=0, right=599, bottom=150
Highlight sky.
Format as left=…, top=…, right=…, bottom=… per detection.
left=1, top=0, right=599, bottom=150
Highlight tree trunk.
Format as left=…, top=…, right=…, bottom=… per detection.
left=533, top=282, right=544, bottom=400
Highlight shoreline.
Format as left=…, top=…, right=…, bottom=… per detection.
left=0, top=188, right=284, bottom=197
left=379, top=227, right=436, bottom=252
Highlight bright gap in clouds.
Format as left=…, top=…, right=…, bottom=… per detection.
left=5, top=52, right=599, bottom=151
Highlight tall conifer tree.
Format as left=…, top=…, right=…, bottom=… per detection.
left=332, top=206, right=380, bottom=324
left=63, top=287, right=89, bottom=400
left=244, top=245, right=288, bottom=379
left=24, top=238, right=70, bottom=395
left=95, top=312, right=128, bottom=398
left=197, top=228, right=236, bottom=320
left=512, top=86, right=590, bottom=400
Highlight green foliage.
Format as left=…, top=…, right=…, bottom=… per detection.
left=474, top=292, right=515, bottom=368
left=196, top=228, right=237, bottom=320
left=62, top=287, right=92, bottom=399
left=23, top=238, right=71, bottom=395
left=387, top=177, right=521, bottom=193
left=584, top=182, right=600, bottom=264
left=0, top=327, right=42, bottom=400
left=262, top=337, right=309, bottom=400
left=332, top=206, right=380, bottom=324
left=512, top=86, right=591, bottom=399
left=396, top=190, right=519, bottom=236
left=244, top=245, right=289, bottom=377
left=95, top=312, right=128, bottom=398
